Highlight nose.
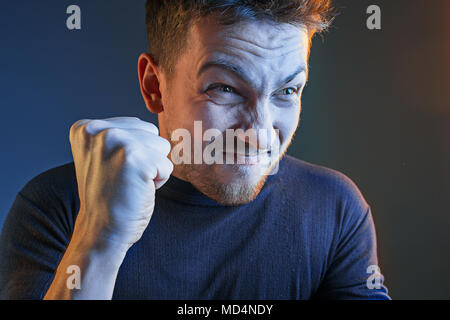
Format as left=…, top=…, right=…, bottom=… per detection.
left=237, top=102, right=276, bottom=152
left=236, top=127, right=275, bottom=152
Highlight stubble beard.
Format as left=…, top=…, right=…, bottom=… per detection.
left=169, top=140, right=289, bottom=206
left=163, top=118, right=292, bottom=206
left=175, top=162, right=271, bottom=205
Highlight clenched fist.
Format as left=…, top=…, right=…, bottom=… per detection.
left=69, top=117, right=173, bottom=249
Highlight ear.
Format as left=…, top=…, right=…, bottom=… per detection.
left=138, top=53, right=164, bottom=114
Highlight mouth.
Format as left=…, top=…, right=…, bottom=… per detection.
left=223, top=150, right=271, bottom=165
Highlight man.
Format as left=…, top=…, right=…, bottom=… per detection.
left=0, top=0, right=390, bottom=299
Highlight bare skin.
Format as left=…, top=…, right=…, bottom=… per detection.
left=44, top=15, right=309, bottom=299
left=155, top=16, right=309, bottom=204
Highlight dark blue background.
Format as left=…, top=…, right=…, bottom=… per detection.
left=0, top=0, right=157, bottom=220
left=1, top=0, right=449, bottom=299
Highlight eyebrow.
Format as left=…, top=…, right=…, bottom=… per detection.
left=197, top=59, right=308, bottom=88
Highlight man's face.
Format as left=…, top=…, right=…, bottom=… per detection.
left=157, top=15, right=309, bottom=205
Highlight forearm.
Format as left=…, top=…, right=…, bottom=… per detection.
left=44, top=233, right=128, bottom=300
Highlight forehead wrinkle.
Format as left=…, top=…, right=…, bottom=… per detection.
left=230, top=43, right=305, bottom=61
left=218, top=18, right=306, bottom=44
left=197, top=55, right=307, bottom=96
left=194, top=35, right=308, bottom=92
left=223, top=43, right=309, bottom=85
left=190, top=18, right=308, bottom=68
left=218, top=35, right=306, bottom=60
left=225, top=33, right=304, bottom=51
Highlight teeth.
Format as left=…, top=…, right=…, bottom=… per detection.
left=212, top=150, right=266, bottom=157
left=235, top=152, right=266, bottom=157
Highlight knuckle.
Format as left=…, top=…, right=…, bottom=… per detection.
left=69, top=119, right=88, bottom=140
left=84, top=119, right=105, bottom=135
left=103, top=127, right=123, bottom=139
left=122, top=142, right=140, bottom=161
left=73, top=119, right=90, bottom=128
left=102, top=127, right=129, bottom=149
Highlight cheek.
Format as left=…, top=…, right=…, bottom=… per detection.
left=167, top=100, right=235, bottom=146
left=165, top=95, right=207, bottom=131
left=193, top=99, right=240, bottom=131
left=273, top=106, right=301, bottom=143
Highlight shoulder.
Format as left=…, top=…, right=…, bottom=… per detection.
left=19, top=162, right=78, bottom=203
left=276, top=155, right=371, bottom=220
left=14, top=162, right=80, bottom=231
left=279, top=155, right=367, bottom=200
left=0, top=163, right=79, bottom=299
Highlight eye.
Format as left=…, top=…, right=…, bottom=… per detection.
left=204, top=83, right=243, bottom=106
left=208, top=84, right=236, bottom=94
left=281, top=87, right=299, bottom=96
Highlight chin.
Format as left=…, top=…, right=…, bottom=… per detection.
left=188, top=163, right=270, bottom=206
left=219, top=162, right=268, bottom=180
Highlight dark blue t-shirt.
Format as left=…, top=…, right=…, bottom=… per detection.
left=0, top=155, right=390, bottom=299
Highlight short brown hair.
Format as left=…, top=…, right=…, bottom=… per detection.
left=145, top=0, right=335, bottom=78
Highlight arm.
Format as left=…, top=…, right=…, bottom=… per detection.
left=43, top=117, right=172, bottom=299
left=313, top=206, right=390, bottom=300
left=0, top=117, right=173, bottom=300
left=43, top=209, right=129, bottom=300
left=0, top=178, right=128, bottom=300
left=0, top=185, right=75, bottom=299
